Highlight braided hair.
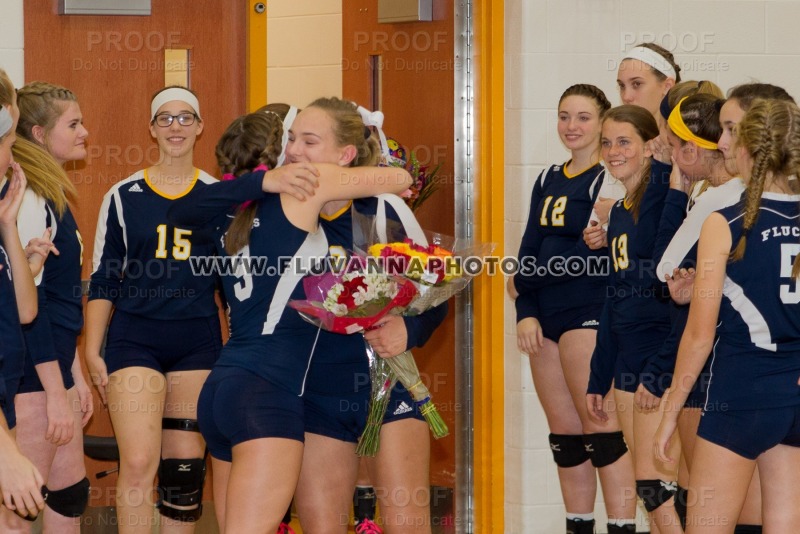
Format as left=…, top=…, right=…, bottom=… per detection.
left=730, top=99, right=800, bottom=277
left=216, top=111, right=284, bottom=254
left=14, top=82, right=79, bottom=215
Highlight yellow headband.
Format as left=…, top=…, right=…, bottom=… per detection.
left=668, top=97, right=718, bottom=151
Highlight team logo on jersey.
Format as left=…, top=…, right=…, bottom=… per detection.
left=581, top=320, right=599, bottom=327
left=128, top=183, right=143, bottom=193
left=393, top=402, right=413, bottom=416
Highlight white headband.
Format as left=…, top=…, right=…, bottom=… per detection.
left=0, top=105, right=12, bottom=138
left=623, top=46, right=677, bottom=80
left=277, top=105, right=298, bottom=167
left=353, top=103, right=390, bottom=158
left=150, top=87, right=201, bottom=120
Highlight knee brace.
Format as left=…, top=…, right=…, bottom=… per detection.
left=157, top=457, right=206, bottom=522
left=636, top=479, right=677, bottom=512
left=43, top=477, right=90, bottom=518
left=162, top=417, right=201, bottom=432
left=583, top=431, right=628, bottom=468
left=674, top=484, right=688, bottom=530
left=157, top=418, right=206, bottom=522
left=548, top=433, right=590, bottom=468
left=566, top=517, right=594, bottom=534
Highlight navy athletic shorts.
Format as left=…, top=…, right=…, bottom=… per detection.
left=198, top=365, right=305, bottom=462
left=105, top=310, right=222, bottom=375
left=304, top=358, right=370, bottom=443
left=614, top=328, right=671, bottom=394
left=697, top=404, right=800, bottom=460
left=538, top=305, right=602, bottom=343
left=304, top=361, right=424, bottom=443
left=384, top=382, right=425, bottom=425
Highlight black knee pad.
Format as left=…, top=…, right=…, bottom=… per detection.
left=733, top=526, right=763, bottom=534
left=566, top=517, right=594, bottom=534
left=43, top=477, right=90, bottom=518
left=636, top=479, right=677, bottom=512
left=549, top=433, right=590, bottom=468
left=674, top=485, right=688, bottom=530
left=157, top=457, right=206, bottom=522
left=583, top=431, right=628, bottom=468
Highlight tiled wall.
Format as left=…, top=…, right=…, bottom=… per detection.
left=0, top=0, right=24, bottom=86
left=504, top=1, right=800, bottom=532
left=266, top=0, right=342, bottom=107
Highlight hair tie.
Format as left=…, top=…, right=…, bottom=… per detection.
left=254, top=163, right=269, bottom=172
left=668, top=97, right=718, bottom=150
left=222, top=173, right=235, bottom=181
left=659, top=94, right=672, bottom=121
left=623, top=46, right=677, bottom=80
left=0, top=105, right=12, bottom=138
left=276, top=106, right=298, bottom=167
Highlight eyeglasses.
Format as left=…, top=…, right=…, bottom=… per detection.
left=153, top=113, right=198, bottom=127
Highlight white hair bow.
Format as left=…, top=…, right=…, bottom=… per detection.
left=354, top=104, right=390, bottom=159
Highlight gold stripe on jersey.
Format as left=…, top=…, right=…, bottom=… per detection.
left=562, top=160, right=600, bottom=179
left=144, top=168, right=201, bottom=200
left=319, top=200, right=353, bottom=221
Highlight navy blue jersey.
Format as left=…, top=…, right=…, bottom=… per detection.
left=643, top=179, right=746, bottom=397
left=168, top=179, right=447, bottom=365
left=0, top=242, right=26, bottom=383
left=44, top=204, right=84, bottom=332
left=515, top=162, right=608, bottom=322
left=18, top=190, right=84, bottom=333
left=89, top=169, right=220, bottom=320
left=603, top=161, right=672, bottom=332
left=709, top=193, right=800, bottom=410
left=169, top=174, right=328, bottom=396
left=588, top=161, right=672, bottom=395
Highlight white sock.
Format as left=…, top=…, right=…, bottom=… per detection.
left=566, top=513, right=595, bottom=522
left=609, top=518, right=636, bottom=526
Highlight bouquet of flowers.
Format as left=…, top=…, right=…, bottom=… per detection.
left=382, top=137, right=441, bottom=212
left=288, top=268, right=417, bottom=335
left=288, top=266, right=417, bottom=455
left=350, top=195, right=496, bottom=450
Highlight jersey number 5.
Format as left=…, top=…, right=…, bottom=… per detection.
left=540, top=196, right=567, bottom=227
left=611, top=234, right=629, bottom=272
left=780, top=243, right=800, bottom=304
left=155, top=224, right=192, bottom=260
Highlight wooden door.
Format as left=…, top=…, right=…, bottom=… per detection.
left=24, top=0, right=247, bottom=505
left=343, top=1, right=457, bottom=494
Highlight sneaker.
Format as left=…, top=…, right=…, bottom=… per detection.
left=355, top=518, right=384, bottom=534
left=276, top=522, right=296, bottom=534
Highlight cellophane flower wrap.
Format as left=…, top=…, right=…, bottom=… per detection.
left=288, top=264, right=416, bottom=456
left=351, top=196, right=496, bottom=445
